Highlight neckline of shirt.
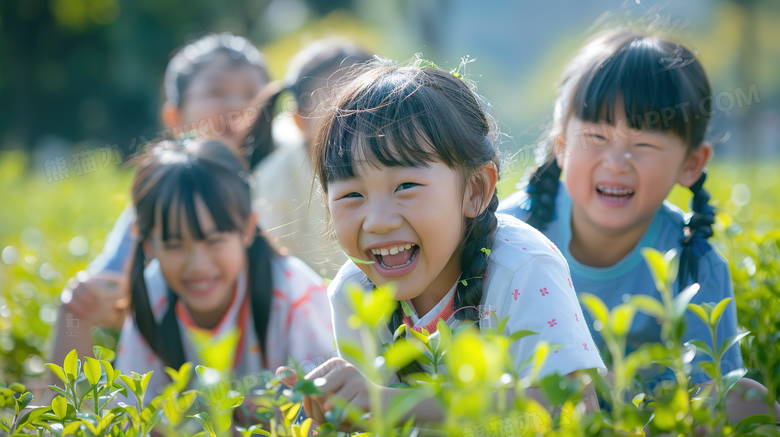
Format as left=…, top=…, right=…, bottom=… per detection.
left=558, top=183, right=664, bottom=281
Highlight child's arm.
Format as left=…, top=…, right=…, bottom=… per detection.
left=301, top=358, right=597, bottom=431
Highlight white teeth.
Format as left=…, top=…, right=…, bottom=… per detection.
left=188, top=280, right=214, bottom=290
left=597, top=184, right=634, bottom=196
left=370, top=244, right=417, bottom=256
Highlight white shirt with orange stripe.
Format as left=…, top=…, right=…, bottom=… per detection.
left=114, top=254, right=337, bottom=396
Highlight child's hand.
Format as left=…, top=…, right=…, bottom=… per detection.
left=62, top=273, right=128, bottom=329
left=303, top=358, right=379, bottom=432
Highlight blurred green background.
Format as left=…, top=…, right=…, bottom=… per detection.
left=0, top=0, right=778, bottom=381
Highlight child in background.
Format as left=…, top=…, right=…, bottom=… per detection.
left=51, top=33, right=274, bottom=368
left=114, top=140, right=333, bottom=396
left=294, top=58, right=605, bottom=428
left=498, top=29, right=780, bottom=420
left=252, top=39, right=373, bottom=278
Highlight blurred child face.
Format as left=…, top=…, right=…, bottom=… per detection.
left=327, top=161, right=469, bottom=302
left=558, top=99, right=708, bottom=233
left=146, top=195, right=252, bottom=328
left=171, top=53, right=268, bottom=150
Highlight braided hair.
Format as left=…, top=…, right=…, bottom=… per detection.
left=526, top=28, right=715, bottom=286
left=129, top=140, right=276, bottom=372
left=311, top=58, right=500, bottom=382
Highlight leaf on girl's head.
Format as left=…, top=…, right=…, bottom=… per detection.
left=481, top=248, right=491, bottom=257
left=461, top=280, right=468, bottom=286
left=348, top=255, right=375, bottom=265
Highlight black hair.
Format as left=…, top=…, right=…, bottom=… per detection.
left=241, top=40, right=373, bottom=170
left=311, top=58, right=500, bottom=381
left=526, top=28, right=715, bottom=287
left=164, top=33, right=269, bottom=108
left=164, top=33, right=273, bottom=170
left=129, top=140, right=275, bottom=371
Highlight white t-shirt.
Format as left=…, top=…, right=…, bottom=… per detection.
left=328, top=214, right=606, bottom=384
left=114, top=254, right=338, bottom=397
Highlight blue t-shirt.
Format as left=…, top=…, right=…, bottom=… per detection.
left=87, top=204, right=136, bottom=275
left=498, top=182, right=742, bottom=385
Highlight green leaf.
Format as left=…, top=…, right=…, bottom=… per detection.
left=100, top=360, right=116, bottom=383
left=460, top=280, right=468, bottom=286
left=84, top=357, right=102, bottom=386
left=642, top=248, right=669, bottom=293
left=672, top=283, right=700, bottom=321
left=52, top=396, right=68, bottom=420
left=92, top=345, right=116, bottom=362
left=685, top=340, right=714, bottom=359
left=720, top=368, right=748, bottom=395
left=46, top=364, right=68, bottom=385
left=348, top=255, right=375, bottom=265
left=119, top=375, right=138, bottom=395
left=631, top=295, right=665, bottom=319
left=529, top=341, right=550, bottom=383
left=734, top=414, right=779, bottom=434
left=480, top=247, right=491, bottom=257
left=140, top=372, right=153, bottom=396
left=719, top=331, right=751, bottom=358
left=579, top=293, right=608, bottom=325
left=216, top=396, right=244, bottom=412
left=383, top=341, right=424, bottom=369
left=400, top=300, right=413, bottom=317
left=686, top=303, right=710, bottom=326
left=507, top=330, right=538, bottom=345
left=16, top=391, right=33, bottom=411
left=698, top=361, right=718, bottom=379
left=64, top=349, right=79, bottom=380
left=709, top=297, right=732, bottom=328
left=17, top=406, right=51, bottom=429
left=609, top=303, right=636, bottom=337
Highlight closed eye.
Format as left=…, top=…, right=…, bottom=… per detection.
left=396, top=182, right=419, bottom=191
left=635, top=143, right=661, bottom=149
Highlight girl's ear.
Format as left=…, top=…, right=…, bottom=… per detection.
left=464, top=162, right=498, bottom=218
left=142, top=239, right=152, bottom=261
left=553, top=134, right=567, bottom=170
left=678, top=142, right=713, bottom=187
left=243, top=212, right=259, bottom=247
left=161, top=101, right=182, bottom=130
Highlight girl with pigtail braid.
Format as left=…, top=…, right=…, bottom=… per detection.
left=500, top=28, right=780, bottom=421
left=292, top=56, right=604, bottom=430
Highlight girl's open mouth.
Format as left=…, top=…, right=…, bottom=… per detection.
left=367, top=244, right=420, bottom=278
left=596, top=184, right=635, bottom=206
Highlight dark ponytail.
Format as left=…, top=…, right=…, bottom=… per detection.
left=243, top=82, right=284, bottom=170
left=678, top=170, right=715, bottom=288
left=129, top=140, right=277, bottom=373
left=525, top=159, right=562, bottom=232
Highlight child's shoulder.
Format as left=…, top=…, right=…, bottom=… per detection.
left=270, top=254, right=326, bottom=301
left=490, top=213, right=570, bottom=275
left=656, top=201, right=729, bottom=275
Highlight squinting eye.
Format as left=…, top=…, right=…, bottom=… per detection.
left=396, top=182, right=419, bottom=191
left=341, top=192, right=363, bottom=199
left=636, top=143, right=659, bottom=149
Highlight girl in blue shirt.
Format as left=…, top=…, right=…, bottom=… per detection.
left=499, top=29, right=738, bottom=387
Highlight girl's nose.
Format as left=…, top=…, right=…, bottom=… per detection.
left=184, top=243, right=212, bottom=273
left=362, top=200, right=404, bottom=235
left=602, top=148, right=632, bottom=173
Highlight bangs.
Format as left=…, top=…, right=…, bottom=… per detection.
left=133, top=143, right=250, bottom=242
left=571, top=37, right=711, bottom=147
left=318, top=66, right=488, bottom=184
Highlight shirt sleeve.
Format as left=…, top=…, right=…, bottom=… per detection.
left=87, top=204, right=137, bottom=276
left=502, top=254, right=606, bottom=379
left=274, top=257, right=337, bottom=374
left=684, top=252, right=743, bottom=385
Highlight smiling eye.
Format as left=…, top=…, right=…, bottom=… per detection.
left=396, top=182, right=419, bottom=191
left=636, top=143, right=660, bottom=149
left=341, top=192, right=363, bottom=199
